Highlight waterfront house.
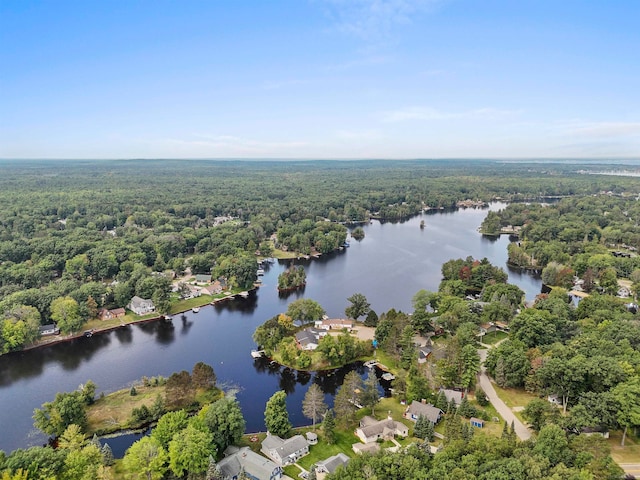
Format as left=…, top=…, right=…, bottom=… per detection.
left=218, top=446, right=283, bottom=480
left=404, top=400, right=443, bottom=424
left=98, top=308, right=126, bottom=321
left=294, top=328, right=322, bottom=350
left=127, top=296, right=155, bottom=315
left=181, top=284, right=202, bottom=299
left=315, top=453, right=350, bottom=474
left=314, top=318, right=354, bottom=331
left=261, top=434, right=310, bottom=466
left=354, top=415, right=409, bottom=444
left=39, top=324, right=60, bottom=336
left=202, top=280, right=223, bottom=295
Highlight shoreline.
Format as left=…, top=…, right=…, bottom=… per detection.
left=14, top=285, right=262, bottom=355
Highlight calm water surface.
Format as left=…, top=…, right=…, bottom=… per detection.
left=0, top=204, right=541, bottom=455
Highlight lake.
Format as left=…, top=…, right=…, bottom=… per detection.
left=0, top=203, right=541, bottom=455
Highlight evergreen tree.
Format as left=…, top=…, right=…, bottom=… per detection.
left=360, top=373, right=381, bottom=416
left=322, top=409, right=336, bottom=445
left=458, top=397, right=475, bottom=418
left=475, top=388, right=489, bottom=407
left=447, top=398, right=457, bottom=414
left=424, top=420, right=435, bottom=442
left=435, top=390, right=448, bottom=411
left=414, top=414, right=429, bottom=439
left=264, top=391, right=291, bottom=437
left=101, top=443, right=114, bottom=466
left=501, top=421, right=509, bottom=439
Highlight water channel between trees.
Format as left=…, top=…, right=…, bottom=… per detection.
left=0, top=203, right=543, bottom=456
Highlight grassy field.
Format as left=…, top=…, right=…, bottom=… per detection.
left=491, top=384, right=539, bottom=423
left=480, top=330, right=508, bottom=345
left=86, top=384, right=166, bottom=435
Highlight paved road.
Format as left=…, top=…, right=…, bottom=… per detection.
left=619, top=464, right=640, bottom=478
left=477, top=347, right=532, bottom=441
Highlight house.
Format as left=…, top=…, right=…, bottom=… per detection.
left=441, top=388, right=464, bottom=406
left=354, top=415, right=409, bottom=444
left=494, top=321, right=510, bottom=332
left=39, top=324, right=60, bottom=336
left=127, top=296, right=155, bottom=315
left=217, top=446, right=283, bottom=480
left=98, top=308, right=126, bottom=321
left=314, top=318, right=354, bottom=331
left=470, top=417, right=484, bottom=428
left=202, top=280, right=223, bottom=296
left=181, top=284, right=202, bottom=299
left=261, top=434, right=310, bottom=466
left=617, top=286, right=631, bottom=298
left=403, top=400, right=443, bottom=424
left=418, top=346, right=432, bottom=364
left=478, top=322, right=497, bottom=336
left=194, top=274, right=211, bottom=285
left=315, top=453, right=350, bottom=474
left=294, top=328, right=322, bottom=350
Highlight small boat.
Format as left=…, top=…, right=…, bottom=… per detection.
left=420, top=220, right=425, bottom=229
left=239, top=291, right=249, bottom=298
left=257, top=269, right=265, bottom=276
left=251, top=350, right=265, bottom=358
left=192, top=307, right=200, bottom=313
left=342, top=241, right=350, bottom=248
left=84, top=330, right=93, bottom=338
left=381, top=373, right=396, bottom=381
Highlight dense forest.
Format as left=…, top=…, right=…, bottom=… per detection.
left=1, top=159, right=640, bottom=353
left=1, top=159, right=640, bottom=478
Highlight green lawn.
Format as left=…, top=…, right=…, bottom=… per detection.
left=491, top=384, right=539, bottom=424
left=296, top=429, right=358, bottom=470
left=480, top=330, right=508, bottom=345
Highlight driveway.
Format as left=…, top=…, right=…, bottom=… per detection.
left=477, top=347, right=532, bottom=441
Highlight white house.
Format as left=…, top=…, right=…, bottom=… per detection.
left=127, top=296, right=155, bottom=315
left=354, top=415, right=409, bottom=444
left=261, top=434, right=310, bottom=466
left=218, top=446, right=283, bottom=480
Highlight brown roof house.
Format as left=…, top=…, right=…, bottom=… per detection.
left=98, top=308, right=126, bottom=321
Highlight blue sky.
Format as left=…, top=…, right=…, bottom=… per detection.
left=1, top=0, right=639, bottom=159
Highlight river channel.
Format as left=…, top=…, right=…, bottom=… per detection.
left=0, top=203, right=542, bottom=455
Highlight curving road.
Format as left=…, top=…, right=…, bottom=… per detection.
left=477, top=347, right=532, bottom=441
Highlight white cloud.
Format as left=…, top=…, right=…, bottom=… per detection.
left=380, top=106, right=520, bottom=123
left=320, top=0, right=441, bottom=41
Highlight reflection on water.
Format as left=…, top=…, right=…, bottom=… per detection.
left=0, top=204, right=542, bottom=453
